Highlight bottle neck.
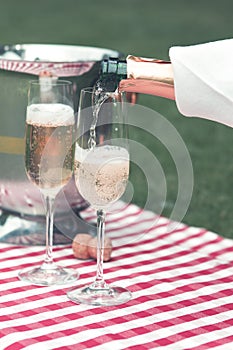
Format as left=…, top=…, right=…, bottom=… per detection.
left=98, top=58, right=127, bottom=92
left=101, top=58, right=127, bottom=76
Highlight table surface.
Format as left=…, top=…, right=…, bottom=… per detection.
left=1, top=201, right=233, bottom=350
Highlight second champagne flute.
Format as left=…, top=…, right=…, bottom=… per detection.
left=67, top=87, right=132, bottom=306
left=18, top=80, right=79, bottom=286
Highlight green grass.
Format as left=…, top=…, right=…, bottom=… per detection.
left=1, top=0, right=233, bottom=237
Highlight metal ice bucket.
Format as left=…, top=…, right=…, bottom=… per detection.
left=0, top=44, right=121, bottom=244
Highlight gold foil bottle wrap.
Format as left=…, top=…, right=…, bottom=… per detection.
left=119, top=55, right=175, bottom=100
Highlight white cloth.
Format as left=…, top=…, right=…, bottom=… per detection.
left=169, top=39, right=233, bottom=127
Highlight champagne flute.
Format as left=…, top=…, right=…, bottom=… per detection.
left=18, top=80, right=79, bottom=285
left=67, top=87, right=132, bottom=306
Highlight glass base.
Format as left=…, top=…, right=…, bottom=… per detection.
left=18, top=264, right=79, bottom=286
left=67, top=283, right=132, bottom=306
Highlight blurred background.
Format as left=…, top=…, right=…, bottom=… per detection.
left=1, top=0, right=233, bottom=238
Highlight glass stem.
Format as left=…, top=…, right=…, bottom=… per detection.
left=42, top=195, right=55, bottom=269
left=94, top=209, right=108, bottom=289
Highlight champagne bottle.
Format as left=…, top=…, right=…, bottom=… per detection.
left=97, top=55, right=175, bottom=100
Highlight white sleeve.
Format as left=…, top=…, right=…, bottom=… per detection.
left=169, top=39, right=233, bottom=128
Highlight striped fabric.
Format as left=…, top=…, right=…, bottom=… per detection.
left=0, top=201, right=233, bottom=349
left=0, top=59, right=95, bottom=77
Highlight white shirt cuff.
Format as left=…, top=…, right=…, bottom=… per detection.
left=169, top=39, right=233, bottom=127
